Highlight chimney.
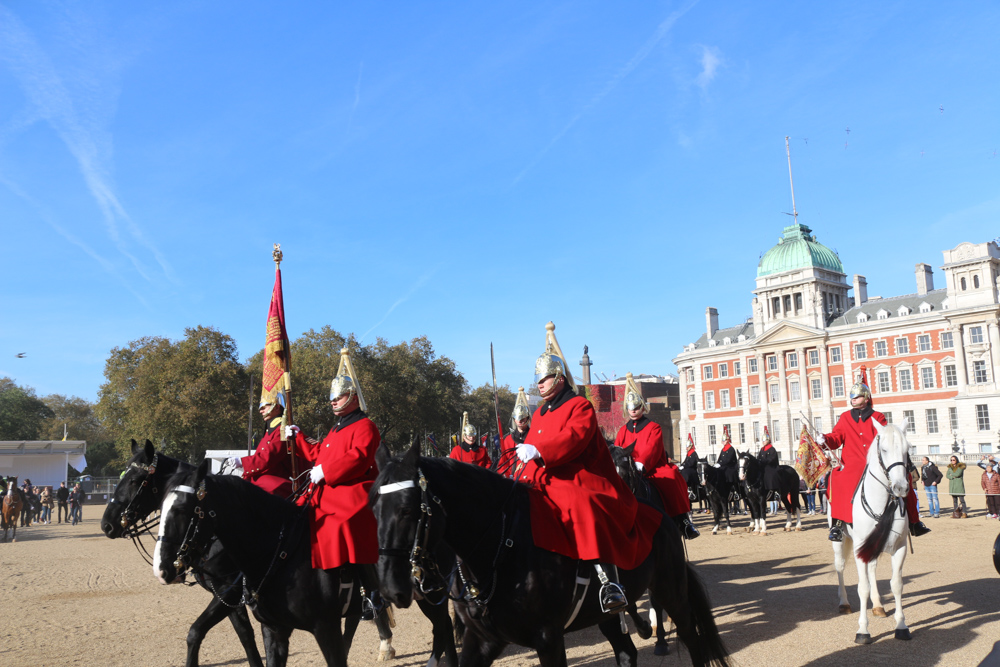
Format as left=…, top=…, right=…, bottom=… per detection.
left=915, top=263, right=934, bottom=295
left=706, top=307, right=719, bottom=339
left=852, top=275, right=868, bottom=306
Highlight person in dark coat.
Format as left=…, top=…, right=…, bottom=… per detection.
left=758, top=426, right=781, bottom=500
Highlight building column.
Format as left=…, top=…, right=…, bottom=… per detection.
left=756, top=353, right=767, bottom=449
left=953, top=324, right=968, bottom=390
left=819, top=343, right=833, bottom=434
left=739, top=354, right=751, bottom=446
left=989, top=317, right=1000, bottom=389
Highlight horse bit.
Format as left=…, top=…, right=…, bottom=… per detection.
left=858, top=435, right=908, bottom=522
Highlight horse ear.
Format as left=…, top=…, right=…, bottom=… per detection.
left=897, top=417, right=911, bottom=435
left=623, top=443, right=636, bottom=458
left=195, top=458, right=211, bottom=483
left=143, top=440, right=155, bottom=461
left=375, top=442, right=392, bottom=470
left=402, top=435, right=421, bottom=466
left=873, top=419, right=885, bottom=436
left=131, top=439, right=140, bottom=455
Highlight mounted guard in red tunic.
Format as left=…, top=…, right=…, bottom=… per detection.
left=449, top=412, right=492, bottom=468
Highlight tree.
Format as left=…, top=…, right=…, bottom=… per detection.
left=40, top=394, right=118, bottom=476
left=0, top=377, right=54, bottom=440
left=96, top=327, right=251, bottom=463
left=461, top=383, right=517, bottom=444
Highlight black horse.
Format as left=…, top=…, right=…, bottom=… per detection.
left=609, top=443, right=675, bottom=657
left=102, top=441, right=396, bottom=667
left=696, top=461, right=733, bottom=535
left=737, top=451, right=768, bottom=534
left=371, top=439, right=729, bottom=667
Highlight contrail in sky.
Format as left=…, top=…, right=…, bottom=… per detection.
left=347, top=61, right=364, bottom=134
left=359, top=265, right=441, bottom=343
left=513, top=0, right=700, bottom=185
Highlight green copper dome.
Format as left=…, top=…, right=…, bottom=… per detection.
left=757, top=223, right=843, bottom=277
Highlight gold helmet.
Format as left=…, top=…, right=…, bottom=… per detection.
left=511, top=386, right=531, bottom=430
left=329, top=347, right=368, bottom=412
left=849, top=381, right=872, bottom=401
left=534, top=322, right=577, bottom=394
left=461, top=411, right=477, bottom=441
left=622, top=372, right=649, bottom=419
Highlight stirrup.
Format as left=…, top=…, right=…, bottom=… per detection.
left=594, top=564, right=628, bottom=614
left=828, top=520, right=844, bottom=542
left=360, top=586, right=385, bottom=621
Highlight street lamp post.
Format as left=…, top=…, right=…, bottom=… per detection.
left=952, top=429, right=960, bottom=454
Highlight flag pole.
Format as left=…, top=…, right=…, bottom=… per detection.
left=273, top=244, right=299, bottom=493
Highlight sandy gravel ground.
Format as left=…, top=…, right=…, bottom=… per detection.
left=2, top=495, right=999, bottom=667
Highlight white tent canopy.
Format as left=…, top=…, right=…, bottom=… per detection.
left=0, top=441, right=87, bottom=488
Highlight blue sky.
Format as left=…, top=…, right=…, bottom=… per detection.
left=2, top=1, right=998, bottom=401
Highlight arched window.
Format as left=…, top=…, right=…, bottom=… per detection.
left=961, top=277, right=967, bottom=290
left=974, top=275, right=980, bottom=288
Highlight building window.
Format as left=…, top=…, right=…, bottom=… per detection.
left=769, top=384, right=780, bottom=403
left=813, top=416, right=823, bottom=432
left=920, top=366, right=935, bottom=389
left=792, top=418, right=802, bottom=439
left=750, top=385, right=760, bottom=405
left=734, top=361, right=742, bottom=376
left=884, top=412, right=893, bottom=424
left=719, top=363, right=729, bottom=378
left=981, top=443, right=993, bottom=453
left=787, top=352, right=798, bottom=369
left=941, top=332, right=954, bottom=349
left=961, top=277, right=967, bottom=290
left=705, top=391, right=715, bottom=410
left=926, top=409, right=939, bottom=434
left=971, top=326, right=984, bottom=344
left=720, top=389, right=730, bottom=409
left=854, top=343, right=867, bottom=360
left=877, top=371, right=891, bottom=393
left=690, top=429, right=696, bottom=445
left=874, top=340, right=888, bottom=357
left=896, top=337, right=910, bottom=354
left=772, top=296, right=781, bottom=315
left=735, top=388, right=744, bottom=407
left=830, top=346, right=842, bottom=363
left=808, top=349, right=819, bottom=366
left=789, top=380, right=801, bottom=401
left=977, top=404, right=991, bottom=431
left=795, top=293, right=803, bottom=311
left=902, top=410, right=916, bottom=434
left=771, top=420, right=781, bottom=442
left=949, top=407, right=959, bottom=432
left=944, top=364, right=957, bottom=387
left=975, top=275, right=981, bottom=288
left=767, top=355, right=778, bottom=371
left=811, top=378, right=822, bottom=399
left=688, top=394, right=696, bottom=412
left=918, top=334, right=932, bottom=352
left=738, top=423, right=746, bottom=444
left=898, top=368, right=913, bottom=391
left=704, top=365, right=714, bottom=380
left=708, top=425, right=717, bottom=446
left=783, top=295, right=792, bottom=313
left=752, top=421, right=760, bottom=443
left=833, top=376, right=845, bottom=397
left=928, top=445, right=940, bottom=455
left=748, top=358, right=758, bottom=374
left=974, top=360, right=989, bottom=384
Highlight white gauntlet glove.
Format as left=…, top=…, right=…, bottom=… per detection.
left=226, top=456, right=243, bottom=469
left=309, top=465, right=325, bottom=484
left=634, top=461, right=644, bottom=471
left=516, top=444, right=540, bottom=463
left=284, top=425, right=300, bottom=438
left=713, top=463, right=721, bottom=468
left=815, top=433, right=826, bottom=446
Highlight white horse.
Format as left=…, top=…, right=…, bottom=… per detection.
left=830, top=419, right=912, bottom=645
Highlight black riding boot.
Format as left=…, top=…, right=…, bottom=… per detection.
left=909, top=521, right=931, bottom=537
left=358, top=563, right=386, bottom=621
left=828, top=518, right=845, bottom=542
left=672, top=513, right=700, bottom=540
left=594, top=563, right=627, bottom=614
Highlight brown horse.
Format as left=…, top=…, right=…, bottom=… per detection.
left=2, top=476, right=25, bottom=542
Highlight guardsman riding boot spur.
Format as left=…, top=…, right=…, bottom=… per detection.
left=358, top=563, right=386, bottom=621
left=594, top=563, right=627, bottom=614
left=673, top=513, right=701, bottom=540
left=828, top=518, right=845, bottom=542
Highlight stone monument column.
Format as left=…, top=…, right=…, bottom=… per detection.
left=579, top=345, right=593, bottom=385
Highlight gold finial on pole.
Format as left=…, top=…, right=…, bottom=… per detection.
left=273, top=243, right=283, bottom=266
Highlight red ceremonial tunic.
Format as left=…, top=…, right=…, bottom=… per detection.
left=614, top=418, right=690, bottom=517
left=823, top=407, right=919, bottom=524
left=501, top=432, right=543, bottom=486
left=449, top=444, right=492, bottom=469
left=526, top=388, right=660, bottom=569
left=241, top=421, right=303, bottom=497
left=300, top=411, right=380, bottom=569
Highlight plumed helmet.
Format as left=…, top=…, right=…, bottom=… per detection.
left=329, top=348, right=368, bottom=411
left=850, top=381, right=872, bottom=401
left=622, top=372, right=649, bottom=419
left=533, top=322, right=577, bottom=393
left=461, top=411, right=477, bottom=440
left=723, top=425, right=732, bottom=446
left=511, top=386, right=531, bottom=430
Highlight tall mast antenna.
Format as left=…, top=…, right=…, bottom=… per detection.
left=785, top=136, right=798, bottom=224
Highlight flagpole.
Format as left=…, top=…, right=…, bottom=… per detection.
left=273, top=244, right=299, bottom=493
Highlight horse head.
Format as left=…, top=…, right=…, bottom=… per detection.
left=871, top=420, right=910, bottom=500
left=102, top=439, right=159, bottom=537
left=696, top=460, right=708, bottom=486
left=153, top=459, right=216, bottom=585
left=370, top=436, right=441, bottom=608
left=609, top=443, right=640, bottom=484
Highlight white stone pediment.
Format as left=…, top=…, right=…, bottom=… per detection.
left=755, top=322, right=825, bottom=347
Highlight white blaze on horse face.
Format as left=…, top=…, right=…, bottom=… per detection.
left=153, top=491, right=180, bottom=585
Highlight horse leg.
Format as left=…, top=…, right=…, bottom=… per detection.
left=189, top=603, right=261, bottom=667
left=832, top=538, right=851, bottom=614
left=342, top=613, right=360, bottom=657
left=374, top=607, right=396, bottom=661
left=263, top=625, right=292, bottom=667
left=627, top=600, right=652, bottom=640
left=460, top=628, right=508, bottom=667
left=889, top=544, right=910, bottom=640
left=598, top=617, right=638, bottom=667
left=314, top=616, right=348, bottom=667
left=648, top=604, right=669, bottom=656
left=853, top=554, right=873, bottom=644
left=416, top=596, right=457, bottom=667
left=723, top=497, right=732, bottom=535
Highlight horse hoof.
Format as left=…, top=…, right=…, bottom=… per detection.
left=635, top=618, right=652, bottom=640
left=783, top=527, right=790, bottom=532
left=894, top=629, right=911, bottom=641
left=855, top=633, right=873, bottom=645
left=872, top=606, right=887, bottom=618
left=653, top=640, right=670, bottom=656
left=378, top=647, right=396, bottom=662
left=838, top=604, right=852, bottom=614
left=425, top=655, right=440, bottom=667
left=795, top=527, right=803, bottom=531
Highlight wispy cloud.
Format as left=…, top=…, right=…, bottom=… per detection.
left=513, top=0, right=701, bottom=185
left=0, top=5, right=173, bottom=285
left=695, top=45, right=721, bottom=89
left=347, top=61, right=364, bottom=135
left=359, top=265, right=441, bottom=343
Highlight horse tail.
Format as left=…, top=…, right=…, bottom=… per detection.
left=684, top=564, right=730, bottom=667
left=855, top=500, right=897, bottom=564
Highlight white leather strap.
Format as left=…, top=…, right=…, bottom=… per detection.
left=378, top=480, right=416, bottom=495
left=174, top=485, right=197, bottom=495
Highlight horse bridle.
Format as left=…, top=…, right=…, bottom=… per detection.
left=858, top=435, right=908, bottom=522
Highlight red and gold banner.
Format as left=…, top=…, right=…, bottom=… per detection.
left=261, top=266, right=290, bottom=406
left=794, top=426, right=831, bottom=489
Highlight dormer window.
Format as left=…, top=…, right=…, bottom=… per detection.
left=857, top=312, right=869, bottom=323
left=919, top=302, right=932, bottom=313
left=723, top=337, right=731, bottom=345
left=737, top=334, right=746, bottom=343
left=876, top=309, right=889, bottom=320
left=709, top=340, right=717, bottom=348
left=897, top=305, right=911, bottom=317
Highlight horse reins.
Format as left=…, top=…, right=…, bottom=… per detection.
left=856, top=435, right=907, bottom=524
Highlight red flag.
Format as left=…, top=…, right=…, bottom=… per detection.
left=261, top=266, right=290, bottom=406
left=795, top=426, right=831, bottom=488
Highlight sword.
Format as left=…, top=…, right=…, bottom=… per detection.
left=490, top=343, right=504, bottom=471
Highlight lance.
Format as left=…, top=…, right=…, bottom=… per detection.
left=490, top=343, right=505, bottom=471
